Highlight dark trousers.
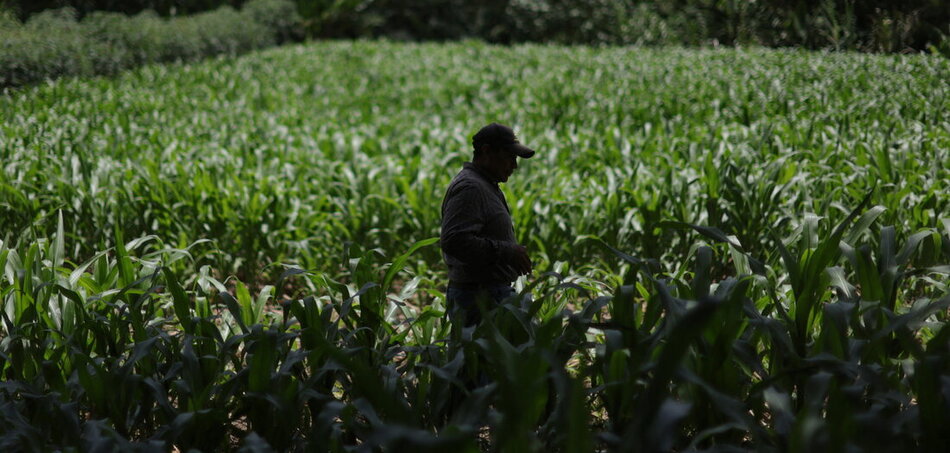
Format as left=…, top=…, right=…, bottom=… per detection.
left=443, top=283, right=514, bottom=428
left=446, top=283, right=515, bottom=328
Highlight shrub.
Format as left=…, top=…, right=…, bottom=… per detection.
left=81, top=11, right=163, bottom=65
left=616, top=3, right=695, bottom=46
left=23, top=5, right=80, bottom=30
left=498, top=0, right=708, bottom=46
left=934, top=26, right=950, bottom=58
left=0, top=8, right=19, bottom=30
left=243, top=0, right=301, bottom=44
left=505, top=0, right=629, bottom=45
left=158, top=16, right=205, bottom=62
left=0, top=0, right=300, bottom=89
left=192, top=6, right=274, bottom=56
left=1, top=9, right=91, bottom=86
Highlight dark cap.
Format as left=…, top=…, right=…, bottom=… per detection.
left=472, top=123, right=536, bottom=158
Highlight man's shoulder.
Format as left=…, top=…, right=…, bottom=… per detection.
left=448, top=167, right=492, bottom=193
left=444, top=171, right=496, bottom=213
left=446, top=180, right=480, bottom=201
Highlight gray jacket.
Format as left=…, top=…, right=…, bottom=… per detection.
left=440, top=162, right=519, bottom=284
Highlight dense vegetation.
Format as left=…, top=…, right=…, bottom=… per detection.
left=0, top=0, right=297, bottom=88
left=5, top=0, right=948, bottom=88
left=1, top=41, right=949, bottom=450
left=5, top=0, right=950, bottom=54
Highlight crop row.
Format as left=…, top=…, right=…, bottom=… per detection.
left=1, top=40, right=949, bottom=450
left=2, top=41, right=948, bottom=285
left=1, top=196, right=948, bottom=450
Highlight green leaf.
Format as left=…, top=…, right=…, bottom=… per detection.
left=658, top=221, right=743, bottom=250
left=69, top=250, right=110, bottom=287
left=255, top=285, right=274, bottom=326
left=381, top=237, right=438, bottom=296
left=163, top=267, right=192, bottom=334
left=114, top=227, right=134, bottom=288
left=51, top=210, right=65, bottom=270
left=220, top=291, right=248, bottom=335
left=844, top=205, right=885, bottom=245
left=236, top=280, right=254, bottom=327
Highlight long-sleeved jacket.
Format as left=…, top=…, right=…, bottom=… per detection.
left=440, top=162, right=518, bottom=284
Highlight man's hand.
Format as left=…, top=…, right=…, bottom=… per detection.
left=510, top=244, right=532, bottom=276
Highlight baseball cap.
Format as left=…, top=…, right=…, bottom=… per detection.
left=472, top=123, right=536, bottom=158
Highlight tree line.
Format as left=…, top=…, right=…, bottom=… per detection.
left=3, top=0, right=949, bottom=54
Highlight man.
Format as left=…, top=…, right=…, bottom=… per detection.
left=440, top=123, right=535, bottom=327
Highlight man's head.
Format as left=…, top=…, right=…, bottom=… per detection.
left=471, top=123, right=535, bottom=183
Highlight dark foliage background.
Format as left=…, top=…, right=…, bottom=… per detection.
left=3, top=0, right=949, bottom=53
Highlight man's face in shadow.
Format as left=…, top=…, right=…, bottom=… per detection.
left=483, top=146, right=519, bottom=183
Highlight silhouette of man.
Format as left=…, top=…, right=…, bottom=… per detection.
left=440, top=123, right=535, bottom=327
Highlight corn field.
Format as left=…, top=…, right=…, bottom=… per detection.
left=1, top=41, right=949, bottom=451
